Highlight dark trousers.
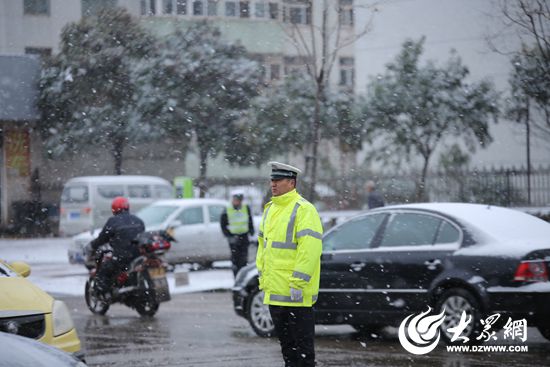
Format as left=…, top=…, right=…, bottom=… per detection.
left=269, top=305, right=315, bottom=367
left=96, top=257, right=129, bottom=293
left=228, top=234, right=249, bottom=276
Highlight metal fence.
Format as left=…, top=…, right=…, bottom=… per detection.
left=427, top=167, right=550, bottom=207
left=337, top=166, right=548, bottom=209
left=7, top=165, right=549, bottom=237
left=203, top=166, right=550, bottom=209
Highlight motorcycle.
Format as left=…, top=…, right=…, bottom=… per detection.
left=84, top=230, right=174, bottom=317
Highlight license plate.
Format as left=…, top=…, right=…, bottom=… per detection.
left=69, top=211, right=80, bottom=220
left=148, top=267, right=166, bottom=278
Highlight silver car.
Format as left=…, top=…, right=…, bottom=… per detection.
left=68, top=198, right=260, bottom=266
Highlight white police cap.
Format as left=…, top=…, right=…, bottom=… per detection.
left=231, top=189, right=245, bottom=198
left=268, top=161, right=302, bottom=180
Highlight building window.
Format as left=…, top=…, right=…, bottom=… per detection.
left=339, top=0, right=353, bottom=26
left=284, top=56, right=310, bottom=76
left=141, top=0, right=156, bottom=15
left=82, top=0, right=117, bottom=17
left=207, top=0, right=218, bottom=15
left=284, top=1, right=311, bottom=25
left=23, top=0, right=50, bottom=15
left=339, top=57, right=354, bottom=89
left=270, top=64, right=280, bottom=80
left=239, top=1, right=249, bottom=17
left=176, top=0, right=187, bottom=14
left=255, top=1, right=265, bottom=17
left=25, top=47, right=52, bottom=59
left=193, top=0, right=204, bottom=15
left=225, top=1, right=237, bottom=16
left=268, top=2, right=278, bottom=19
left=162, top=0, right=174, bottom=14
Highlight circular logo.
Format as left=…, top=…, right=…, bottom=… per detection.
left=398, top=307, right=446, bottom=355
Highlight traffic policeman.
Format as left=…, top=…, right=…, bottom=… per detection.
left=220, top=190, right=255, bottom=277
left=256, top=162, right=323, bottom=367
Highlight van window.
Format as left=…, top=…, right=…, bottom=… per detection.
left=129, top=185, right=151, bottom=198
left=154, top=185, right=173, bottom=198
left=97, top=185, right=125, bottom=199
left=61, top=185, right=89, bottom=203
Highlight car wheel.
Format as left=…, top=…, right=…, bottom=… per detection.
left=351, top=324, right=384, bottom=337
left=135, top=273, right=159, bottom=317
left=246, top=287, right=275, bottom=337
left=436, top=288, right=482, bottom=344
left=85, top=279, right=110, bottom=315
left=537, top=325, right=550, bottom=342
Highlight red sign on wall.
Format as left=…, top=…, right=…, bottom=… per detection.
left=5, top=129, right=31, bottom=177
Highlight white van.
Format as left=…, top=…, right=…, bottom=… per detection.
left=59, top=175, right=173, bottom=236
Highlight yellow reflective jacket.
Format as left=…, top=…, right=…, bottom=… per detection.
left=227, top=204, right=249, bottom=234
left=256, top=189, right=323, bottom=307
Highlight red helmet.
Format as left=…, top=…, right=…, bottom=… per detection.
left=111, top=196, right=129, bottom=214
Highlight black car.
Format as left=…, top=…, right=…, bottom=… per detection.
left=233, top=203, right=550, bottom=343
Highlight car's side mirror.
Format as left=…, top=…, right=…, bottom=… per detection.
left=10, top=261, right=31, bottom=277
left=168, top=220, right=183, bottom=229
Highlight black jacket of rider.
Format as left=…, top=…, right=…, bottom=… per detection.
left=90, top=211, right=145, bottom=262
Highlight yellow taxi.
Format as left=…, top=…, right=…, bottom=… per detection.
left=0, top=260, right=84, bottom=360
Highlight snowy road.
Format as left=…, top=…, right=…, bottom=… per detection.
left=63, top=292, right=550, bottom=367
left=0, top=238, right=234, bottom=297
left=2, top=238, right=550, bottom=366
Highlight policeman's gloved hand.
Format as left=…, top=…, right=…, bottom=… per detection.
left=290, top=288, right=303, bottom=301
left=228, top=236, right=237, bottom=245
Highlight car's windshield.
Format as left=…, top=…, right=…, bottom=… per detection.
left=136, top=205, right=179, bottom=227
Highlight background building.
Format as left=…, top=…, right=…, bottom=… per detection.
left=0, top=0, right=357, bottom=230
left=0, top=55, right=42, bottom=229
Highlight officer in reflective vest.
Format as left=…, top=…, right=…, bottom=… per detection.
left=220, top=190, right=254, bottom=276
left=256, top=162, right=323, bottom=367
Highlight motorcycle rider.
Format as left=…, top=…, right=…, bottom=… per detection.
left=90, top=196, right=145, bottom=298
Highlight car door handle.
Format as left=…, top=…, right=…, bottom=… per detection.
left=424, top=259, right=442, bottom=270
left=350, top=262, right=366, bottom=272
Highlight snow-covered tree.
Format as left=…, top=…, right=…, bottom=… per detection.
left=243, top=73, right=366, bottom=182
left=489, top=1, right=549, bottom=204
left=243, top=74, right=319, bottom=162
left=496, top=0, right=550, bottom=138
left=135, top=22, right=261, bottom=197
left=324, top=92, right=367, bottom=202
left=39, top=8, right=157, bottom=174
left=366, top=38, right=499, bottom=201
left=281, top=0, right=377, bottom=201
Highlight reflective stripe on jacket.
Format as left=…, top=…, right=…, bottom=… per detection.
left=256, top=189, right=323, bottom=307
left=227, top=204, right=250, bottom=235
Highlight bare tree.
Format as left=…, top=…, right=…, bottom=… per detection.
left=488, top=0, right=550, bottom=204
left=280, top=0, right=377, bottom=201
